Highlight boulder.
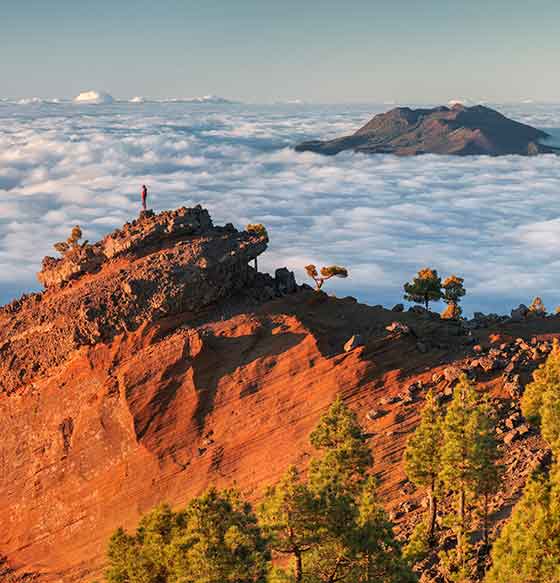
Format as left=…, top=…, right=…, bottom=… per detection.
left=386, top=322, right=411, bottom=334
left=443, top=366, right=463, bottom=384
left=344, top=334, right=364, bottom=352
left=510, top=304, right=529, bottom=322
left=274, top=267, right=297, bottom=294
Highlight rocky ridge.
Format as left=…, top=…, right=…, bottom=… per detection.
left=296, top=104, right=559, bottom=156
left=1, top=207, right=559, bottom=582
left=0, top=207, right=271, bottom=394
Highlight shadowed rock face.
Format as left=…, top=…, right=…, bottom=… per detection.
left=296, top=104, right=559, bottom=156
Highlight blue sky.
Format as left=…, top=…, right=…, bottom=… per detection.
left=1, top=0, right=559, bottom=102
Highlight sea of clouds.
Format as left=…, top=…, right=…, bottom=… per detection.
left=1, top=99, right=559, bottom=315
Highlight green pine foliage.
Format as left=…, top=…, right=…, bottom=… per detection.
left=106, top=398, right=416, bottom=583
left=246, top=223, right=269, bottom=242
left=473, top=396, right=501, bottom=545
left=404, top=390, right=444, bottom=544
left=484, top=468, right=560, bottom=583
left=261, top=397, right=415, bottom=583
left=259, top=466, right=319, bottom=583
left=106, top=490, right=269, bottom=583
left=441, top=276, right=466, bottom=320
left=440, top=375, right=499, bottom=573
left=403, top=268, right=443, bottom=310
left=308, top=396, right=372, bottom=495
left=522, top=342, right=560, bottom=450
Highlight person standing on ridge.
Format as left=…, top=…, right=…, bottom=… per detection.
left=141, top=184, right=148, bottom=211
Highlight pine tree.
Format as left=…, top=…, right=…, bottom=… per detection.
left=353, top=478, right=418, bottom=583
left=305, top=264, right=349, bottom=291
left=522, top=342, right=560, bottom=451
left=106, top=491, right=268, bottom=583
left=404, top=390, right=444, bottom=544
left=308, top=396, right=372, bottom=497
left=246, top=223, right=269, bottom=241
left=403, top=268, right=442, bottom=310
left=440, top=376, right=479, bottom=552
left=259, top=466, right=318, bottom=583
left=305, top=398, right=416, bottom=583
left=106, top=503, right=177, bottom=583
left=528, top=296, right=547, bottom=316
left=171, top=488, right=268, bottom=583
left=441, top=276, right=466, bottom=320
left=53, top=225, right=86, bottom=256
left=484, top=468, right=560, bottom=583
left=441, top=303, right=462, bottom=320
left=440, top=376, right=498, bottom=569
left=473, top=396, right=501, bottom=546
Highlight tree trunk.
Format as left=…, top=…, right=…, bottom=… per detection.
left=294, top=550, right=303, bottom=583
left=483, top=493, right=489, bottom=547
left=457, top=488, right=466, bottom=563
left=425, top=296, right=429, bottom=310
left=428, top=488, right=437, bottom=545
left=254, top=257, right=258, bottom=271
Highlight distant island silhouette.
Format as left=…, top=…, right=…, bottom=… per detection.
left=296, top=103, right=560, bottom=156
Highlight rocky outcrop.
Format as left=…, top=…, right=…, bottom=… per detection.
left=295, top=104, right=559, bottom=156
left=37, top=206, right=215, bottom=288
left=0, top=207, right=268, bottom=394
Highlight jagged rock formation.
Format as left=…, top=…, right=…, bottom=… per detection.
left=296, top=104, right=559, bottom=156
left=0, top=207, right=268, bottom=394
left=1, top=207, right=560, bottom=582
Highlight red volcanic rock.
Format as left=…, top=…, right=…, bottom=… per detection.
left=0, top=207, right=267, bottom=394
left=2, top=208, right=560, bottom=581
left=296, top=104, right=559, bottom=156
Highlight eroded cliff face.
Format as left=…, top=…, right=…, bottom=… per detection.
left=1, top=207, right=559, bottom=582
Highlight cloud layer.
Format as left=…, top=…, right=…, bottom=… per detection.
left=1, top=102, right=559, bottom=315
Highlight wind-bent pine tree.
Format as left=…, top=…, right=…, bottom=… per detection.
left=259, top=466, right=318, bottom=583
left=403, top=268, right=442, bottom=311
left=441, top=275, right=466, bottom=320
left=305, top=264, right=349, bottom=292
left=404, top=390, right=444, bottom=545
left=53, top=224, right=85, bottom=255
left=246, top=224, right=269, bottom=271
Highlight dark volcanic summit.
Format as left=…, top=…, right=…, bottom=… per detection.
left=296, top=104, right=558, bottom=156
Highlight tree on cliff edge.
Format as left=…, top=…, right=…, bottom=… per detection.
left=305, top=264, right=349, bottom=291
left=53, top=225, right=87, bottom=255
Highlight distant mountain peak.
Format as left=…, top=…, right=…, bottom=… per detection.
left=296, top=104, right=559, bottom=156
